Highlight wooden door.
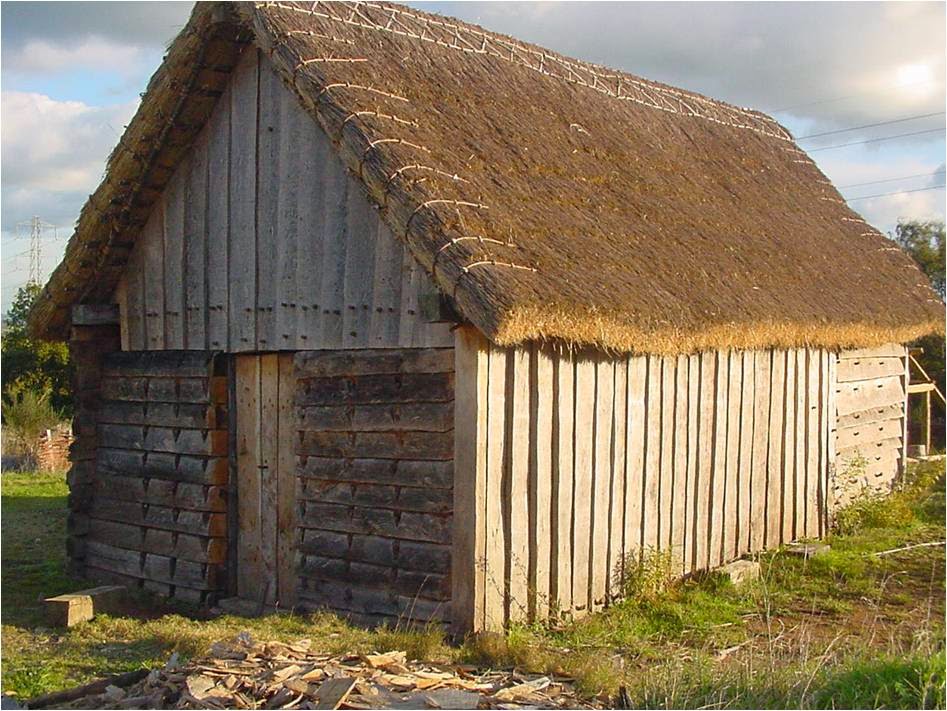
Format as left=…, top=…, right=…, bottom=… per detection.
left=234, top=353, right=297, bottom=607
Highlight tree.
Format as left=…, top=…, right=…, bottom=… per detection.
left=891, top=219, right=945, bottom=449
left=1, top=284, right=72, bottom=416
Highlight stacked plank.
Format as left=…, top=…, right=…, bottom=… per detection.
left=831, top=344, right=907, bottom=507
left=77, top=351, right=229, bottom=604
left=294, top=348, right=454, bottom=627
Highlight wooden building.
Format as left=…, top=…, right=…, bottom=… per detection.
left=30, top=2, right=943, bottom=633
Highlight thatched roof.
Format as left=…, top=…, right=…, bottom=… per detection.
left=30, top=1, right=944, bottom=353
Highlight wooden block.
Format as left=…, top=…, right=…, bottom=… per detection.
left=45, top=585, right=126, bottom=627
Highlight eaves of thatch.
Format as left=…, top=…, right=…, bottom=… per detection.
left=29, top=1, right=945, bottom=354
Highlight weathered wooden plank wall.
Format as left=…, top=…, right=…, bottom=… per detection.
left=452, top=328, right=833, bottom=632
left=76, top=351, right=229, bottom=604
left=294, top=348, right=455, bottom=627
left=117, top=49, right=451, bottom=353
left=830, top=344, right=908, bottom=507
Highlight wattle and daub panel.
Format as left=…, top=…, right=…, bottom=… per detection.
left=117, top=48, right=451, bottom=354
left=293, top=348, right=455, bottom=627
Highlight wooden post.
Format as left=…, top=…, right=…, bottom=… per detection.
left=925, top=390, right=932, bottom=454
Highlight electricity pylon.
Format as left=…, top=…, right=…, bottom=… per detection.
left=15, top=216, right=56, bottom=286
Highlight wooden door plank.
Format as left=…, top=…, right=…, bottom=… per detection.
left=530, top=346, right=554, bottom=619
left=369, top=223, right=404, bottom=347
left=342, top=184, right=377, bottom=348
left=452, top=327, right=489, bottom=633
left=236, top=355, right=262, bottom=600
left=318, top=153, right=349, bottom=348
left=571, top=356, right=596, bottom=614
left=277, top=353, right=298, bottom=607
left=295, top=95, right=327, bottom=348
left=228, top=49, right=259, bottom=352
left=552, top=351, right=575, bottom=615
left=260, top=354, right=280, bottom=605
left=507, top=348, right=531, bottom=623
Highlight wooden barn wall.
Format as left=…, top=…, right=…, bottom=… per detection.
left=829, top=343, right=908, bottom=508
left=453, top=328, right=834, bottom=632
left=293, top=348, right=455, bottom=627
left=74, top=351, right=229, bottom=604
left=116, top=48, right=451, bottom=353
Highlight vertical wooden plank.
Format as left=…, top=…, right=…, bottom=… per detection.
left=684, top=354, right=700, bottom=573
left=342, top=185, right=377, bottom=348
left=369, top=224, right=404, bottom=347
left=530, top=346, right=554, bottom=619
left=608, top=359, right=627, bottom=602
left=695, top=351, right=716, bottom=570
left=642, top=356, right=662, bottom=550
left=672, top=355, right=688, bottom=572
left=750, top=350, right=771, bottom=552
left=571, top=357, right=595, bottom=614
left=483, top=344, right=508, bottom=630
left=901, top=349, right=910, bottom=474
left=506, top=348, right=530, bottom=623
left=590, top=358, right=614, bottom=610
left=184, top=129, right=208, bottom=350
left=709, top=351, right=729, bottom=568
left=766, top=351, right=786, bottom=548
left=452, top=327, right=489, bottom=633
left=794, top=350, right=807, bottom=539
left=276, top=353, right=297, bottom=607
left=804, top=350, right=820, bottom=539
left=319, top=156, right=349, bottom=348
left=114, top=277, right=129, bottom=351
left=398, top=251, right=421, bottom=347
left=236, top=355, right=262, bottom=600
left=163, top=162, right=186, bottom=350
left=206, top=82, right=230, bottom=351
left=826, top=352, right=838, bottom=521
left=294, top=95, right=327, bottom=348
left=228, top=49, right=259, bottom=351
left=142, top=205, right=165, bottom=350
left=659, top=357, right=675, bottom=551
left=738, top=351, right=756, bottom=554
left=274, top=74, right=299, bottom=350
left=552, top=350, right=575, bottom=616
left=259, top=354, right=279, bottom=605
left=124, top=245, right=145, bottom=350
left=782, top=350, right=796, bottom=543
left=724, top=350, right=742, bottom=561
left=624, top=357, right=647, bottom=565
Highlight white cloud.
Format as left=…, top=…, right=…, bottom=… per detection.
left=5, top=37, right=146, bottom=75
left=1, top=91, right=138, bottom=229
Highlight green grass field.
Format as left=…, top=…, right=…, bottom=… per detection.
left=2, top=462, right=944, bottom=708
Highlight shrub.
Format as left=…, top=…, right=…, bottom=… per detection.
left=2, top=385, right=64, bottom=470
left=618, top=547, right=677, bottom=603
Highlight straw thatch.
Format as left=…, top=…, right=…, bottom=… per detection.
left=29, top=1, right=944, bottom=354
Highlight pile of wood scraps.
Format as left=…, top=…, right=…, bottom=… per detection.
left=33, top=635, right=597, bottom=709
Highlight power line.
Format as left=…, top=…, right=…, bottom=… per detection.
left=837, top=170, right=946, bottom=189
left=808, top=127, right=945, bottom=152
left=846, top=184, right=945, bottom=202
left=768, top=77, right=938, bottom=113
left=797, top=111, right=945, bottom=140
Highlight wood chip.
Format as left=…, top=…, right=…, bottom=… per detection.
left=313, top=677, right=357, bottom=710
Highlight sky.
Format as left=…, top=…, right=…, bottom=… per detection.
left=2, top=1, right=945, bottom=312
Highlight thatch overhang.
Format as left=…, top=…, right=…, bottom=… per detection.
left=29, top=1, right=944, bottom=354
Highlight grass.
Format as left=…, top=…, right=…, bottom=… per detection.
left=2, top=462, right=944, bottom=707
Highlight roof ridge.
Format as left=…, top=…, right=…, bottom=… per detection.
left=258, top=0, right=792, bottom=141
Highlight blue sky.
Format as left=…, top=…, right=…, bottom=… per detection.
left=2, top=1, right=944, bottom=312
